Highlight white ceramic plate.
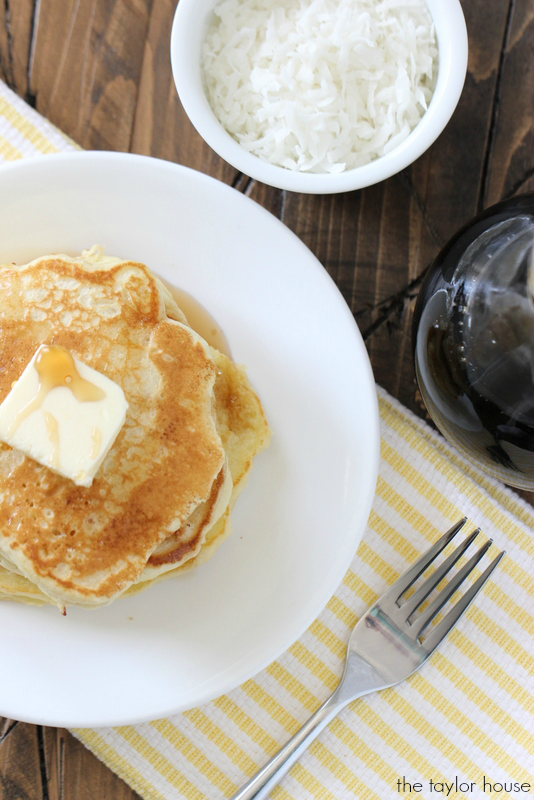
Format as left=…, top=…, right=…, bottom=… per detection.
left=0, top=152, right=379, bottom=727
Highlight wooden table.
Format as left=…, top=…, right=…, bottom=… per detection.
left=0, top=0, right=533, bottom=797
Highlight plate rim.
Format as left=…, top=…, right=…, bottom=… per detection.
left=0, top=151, right=380, bottom=726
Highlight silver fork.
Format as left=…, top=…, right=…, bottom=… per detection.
left=230, top=518, right=504, bottom=800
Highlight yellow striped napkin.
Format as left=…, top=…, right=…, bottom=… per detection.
left=1, top=79, right=533, bottom=800
left=0, top=81, right=78, bottom=157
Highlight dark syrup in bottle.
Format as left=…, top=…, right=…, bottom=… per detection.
left=413, top=193, right=534, bottom=489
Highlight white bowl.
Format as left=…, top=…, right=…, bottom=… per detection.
left=0, top=152, right=379, bottom=725
left=171, top=0, right=468, bottom=194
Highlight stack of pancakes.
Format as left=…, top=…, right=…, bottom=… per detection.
left=0, top=247, right=270, bottom=610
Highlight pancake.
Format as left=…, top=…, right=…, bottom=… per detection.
left=141, top=459, right=232, bottom=578
left=139, top=347, right=270, bottom=582
left=0, top=248, right=270, bottom=608
left=0, top=342, right=270, bottom=605
left=0, top=249, right=227, bottom=607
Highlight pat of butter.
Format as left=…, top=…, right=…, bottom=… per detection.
left=0, top=344, right=128, bottom=487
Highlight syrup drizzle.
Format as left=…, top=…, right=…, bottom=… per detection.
left=9, top=344, right=106, bottom=434
left=42, top=411, right=60, bottom=467
left=90, top=426, right=102, bottom=459
left=159, top=278, right=231, bottom=357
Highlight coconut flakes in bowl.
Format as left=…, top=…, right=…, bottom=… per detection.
left=201, top=0, right=438, bottom=174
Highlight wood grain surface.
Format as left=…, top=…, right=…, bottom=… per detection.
left=0, top=0, right=533, bottom=797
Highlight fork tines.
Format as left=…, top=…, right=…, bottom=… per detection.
left=419, top=550, right=505, bottom=651
left=386, top=518, right=505, bottom=650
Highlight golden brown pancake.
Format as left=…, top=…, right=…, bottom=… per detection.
left=0, top=343, right=270, bottom=605
left=0, top=249, right=270, bottom=608
left=142, top=460, right=232, bottom=577
left=0, top=252, right=226, bottom=606
left=139, top=348, right=270, bottom=581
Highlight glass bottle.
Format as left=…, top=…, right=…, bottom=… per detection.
left=413, top=193, right=534, bottom=489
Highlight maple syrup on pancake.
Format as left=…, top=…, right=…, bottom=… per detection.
left=42, top=410, right=60, bottom=466
left=160, top=279, right=231, bottom=357
left=34, top=345, right=105, bottom=402
left=10, top=344, right=106, bottom=434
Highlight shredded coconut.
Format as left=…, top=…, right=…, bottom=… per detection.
left=202, top=0, right=437, bottom=174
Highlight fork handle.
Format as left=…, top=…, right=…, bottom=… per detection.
left=229, top=688, right=346, bottom=800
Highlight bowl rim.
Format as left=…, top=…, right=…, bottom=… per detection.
left=170, top=0, right=468, bottom=194
left=0, top=150, right=380, bottom=726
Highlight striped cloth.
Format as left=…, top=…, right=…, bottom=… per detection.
left=0, top=81, right=79, bottom=157
left=1, top=79, right=533, bottom=800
